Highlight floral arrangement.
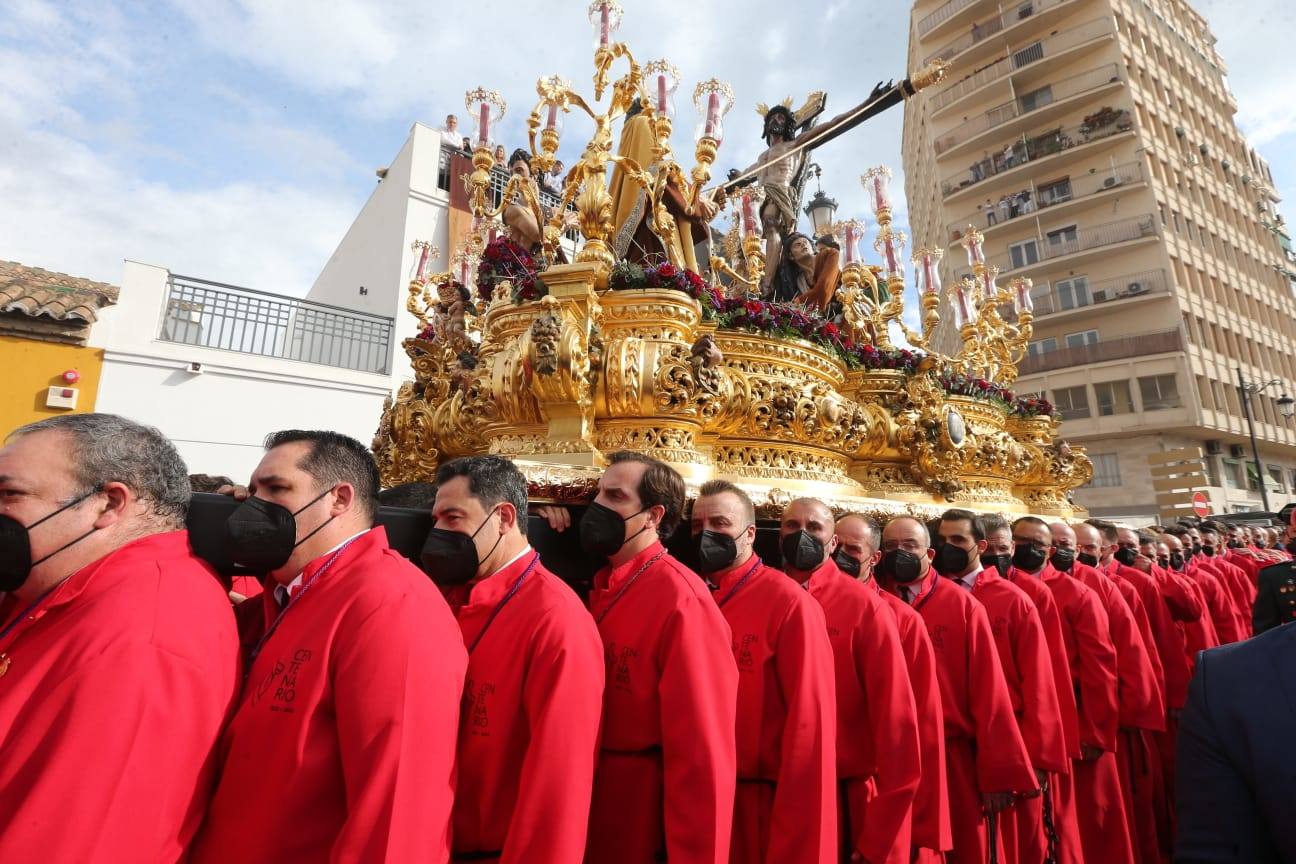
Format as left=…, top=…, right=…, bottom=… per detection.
left=851, top=343, right=923, bottom=374
left=938, top=371, right=1016, bottom=409
left=1010, top=394, right=1057, bottom=418
left=477, top=237, right=548, bottom=304
left=608, top=260, right=720, bottom=318
left=712, top=297, right=855, bottom=362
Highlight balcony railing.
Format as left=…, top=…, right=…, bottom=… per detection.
left=945, top=160, right=1145, bottom=242
left=1024, top=268, right=1169, bottom=316
left=1019, top=328, right=1184, bottom=375
left=986, top=213, right=1159, bottom=274
left=934, top=64, right=1123, bottom=155
left=917, top=0, right=985, bottom=38
left=939, top=112, right=1134, bottom=197
left=437, top=145, right=572, bottom=214
left=929, top=18, right=1114, bottom=113
left=159, top=275, right=394, bottom=374
left=924, top=0, right=1075, bottom=65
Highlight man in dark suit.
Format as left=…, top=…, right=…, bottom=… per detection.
left=1176, top=623, right=1296, bottom=862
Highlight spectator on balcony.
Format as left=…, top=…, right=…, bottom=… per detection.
left=971, top=157, right=985, bottom=183
left=1018, top=191, right=1035, bottom=215
left=543, top=159, right=564, bottom=194
left=999, top=196, right=1012, bottom=224
left=439, top=114, right=462, bottom=150
left=984, top=200, right=997, bottom=226
left=1002, top=143, right=1016, bottom=170
left=461, top=136, right=472, bottom=153
left=493, top=144, right=507, bottom=166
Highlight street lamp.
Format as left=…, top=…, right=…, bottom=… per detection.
left=803, top=164, right=838, bottom=236
left=1237, top=368, right=1292, bottom=511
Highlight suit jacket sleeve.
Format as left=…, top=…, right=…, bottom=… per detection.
left=330, top=588, right=467, bottom=863
left=1175, top=650, right=1272, bottom=863
left=768, top=598, right=838, bottom=864
left=854, top=606, right=921, bottom=864
left=503, top=608, right=606, bottom=863
left=658, top=597, right=739, bottom=864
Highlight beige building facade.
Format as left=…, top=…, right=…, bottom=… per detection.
left=902, top=0, right=1296, bottom=521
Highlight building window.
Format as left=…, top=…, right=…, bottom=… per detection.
left=1052, top=385, right=1092, bottom=420
left=1223, top=458, right=1244, bottom=490
left=1010, top=239, right=1041, bottom=269
left=1047, top=225, right=1079, bottom=254
left=1037, top=177, right=1073, bottom=206
left=1138, top=374, right=1181, bottom=410
left=1268, top=465, right=1286, bottom=493
left=1028, top=337, right=1058, bottom=357
left=1020, top=85, right=1054, bottom=112
left=1065, top=329, right=1099, bottom=349
left=1056, top=276, right=1091, bottom=309
left=1094, top=380, right=1135, bottom=415
left=1089, top=453, right=1121, bottom=487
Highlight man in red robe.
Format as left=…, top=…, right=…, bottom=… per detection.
left=835, top=514, right=951, bottom=862
left=1068, top=521, right=1166, bottom=864
left=0, top=414, right=240, bottom=862
left=780, top=499, right=920, bottom=864
left=1198, top=521, right=1255, bottom=635
left=878, top=516, right=1037, bottom=864
left=934, top=510, right=1066, bottom=864
left=983, top=516, right=1084, bottom=864
left=191, top=431, right=466, bottom=863
left=1178, top=525, right=1244, bottom=645
left=429, top=456, right=604, bottom=863
left=582, top=452, right=739, bottom=864
left=1009, top=517, right=1133, bottom=864
left=691, top=481, right=836, bottom=864
left=1159, top=530, right=1219, bottom=661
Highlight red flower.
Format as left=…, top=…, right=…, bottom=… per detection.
left=657, top=263, right=679, bottom=280
left=744, top=300, right=764, bottom=316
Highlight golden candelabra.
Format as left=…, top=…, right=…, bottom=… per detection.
left=948, top=226, right=1034, bottom=385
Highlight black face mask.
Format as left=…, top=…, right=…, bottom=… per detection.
left=980, top=552, right=1012, bottom=578
left=1191, top=543, right=1202, bottom=556
left=1226, top=540, right=1242, bottom=549
left=833, top=550, right=863, bottom=577
left=695, top=529, right=746, bottom=575
left=421, top=507, right=502, bottom=586
left=225, top=487, right=336, bottom=573
left=1077, top=552, right=1099, bottom=568
left=0, top=490, right=99, bottom=593
left=1157, top=555, right=1170, bottom=568
left=1169, top=552, right=1185, bottom=571
left=878, top=548, right=923, bottom=584
left=1012, top=543, right=1048, bottom=573
left=1050, top=547, right=1076, bottom=573
left=934, top=542, right=971, bottom=576
left=1114, top=546, right=1138, bottom=567
left=781, top=530, right=825, bottom=572
left=1200, top=543, right=1216, bottom=557
left=579, top=502, right=651, bottom=559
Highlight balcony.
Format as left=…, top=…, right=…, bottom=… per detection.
left=923, top=0, right=1082, bottom=68
left=945, top=159, right=1145, bottom=244
left=160, top=275, right=394, bottom=374
left=939, top=113, right=1134, bottom=199
left=917, top=0, right=994, bottom=40
left=934, top=64, right=1124, bottom=158
left=985, top=213, right=1159, bottom=275
left=929, top=18, right=1115, bottom=116
left=435, top=144, right=572, bottom=215
left=1026, top=268, right=1169, bottom=317
left=1018, top=328, right=1185, bottom=375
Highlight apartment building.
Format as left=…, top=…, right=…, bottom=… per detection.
left=902, top=0, right=1296, bottom=520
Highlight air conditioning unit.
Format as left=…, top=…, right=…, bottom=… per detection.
left=1102, top=176, right=1120, bottom=189
left=1229, top=443, right=1246, bottom=458
left=1205, top=439, right=1222, bottom=455
left=1092, top=289, right=1111, bottom=302
left=1126, top=281, right=1147, bottom=294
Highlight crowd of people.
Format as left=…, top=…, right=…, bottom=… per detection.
left=981, top=189, right=1036, bottom=227
left=0, top=411, right=1289, bottom=862
left=439, top=113, right=565, bottom=194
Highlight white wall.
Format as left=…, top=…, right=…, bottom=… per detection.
left=307, top=122, right=451, bottom=387
left=92, top=261, right=393, bottom=481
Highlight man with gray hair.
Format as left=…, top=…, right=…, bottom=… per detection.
left=0, top=413, right=240, bottom=861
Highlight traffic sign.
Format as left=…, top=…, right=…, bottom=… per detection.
left=1192, top=492, right=1210, bottom=518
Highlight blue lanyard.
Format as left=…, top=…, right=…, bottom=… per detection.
left=467, top=552, right=541, bottom=655
left=0, top=585, right=61, bottom=646
left=247, top=536, right=361, bottom=670
left=716, top=558, right=763, bottom=608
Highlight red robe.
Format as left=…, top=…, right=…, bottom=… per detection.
left=807, top=560, right=920, bottom=864
left=1200, top=555, right=1253, bottom=636
left=1185, top=559, right=1243, bottom=644
left=449, top=549, right=605, bottom=863
left=963, top=568, right=1066, bottom=864
left=883, top=568, right=1037, bottom=864
left=0, top=531, right=239, bottom=862
left=1032, top=564, right=1134, bottom=864
left=191, top=528, right=466, bottom=864
left=710, top=556, right=837, bottom=864
left=1116, top=563, right=1191, bottom=711
left=586, top=541, right=738, bottom=864
left=874, top=581, right=952, bottom=856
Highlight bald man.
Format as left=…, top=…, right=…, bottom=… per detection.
left=878, top=516, right=1035, bottom=864
left=1159, top=531, right=1219, bottom=664
left=835, top=514, right=951, bottom=862
left=782, top=500, right=919, bottom=864
left=691, top=481, right=836, bottom=864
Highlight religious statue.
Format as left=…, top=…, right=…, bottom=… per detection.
left=770, top=231, right=817, bottom=304
left=608, top=100, right=719, bottom=272
left=502, top=149, right=546, bottom=251
left=797, top=234, right=841, bottom=315
left=436, top=280, right=473, bottom=346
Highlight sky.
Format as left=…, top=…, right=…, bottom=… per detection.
left=1, top=0, right=1292, bottom=296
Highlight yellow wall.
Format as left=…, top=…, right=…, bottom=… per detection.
left=0, top=335, right=105, bottom=438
